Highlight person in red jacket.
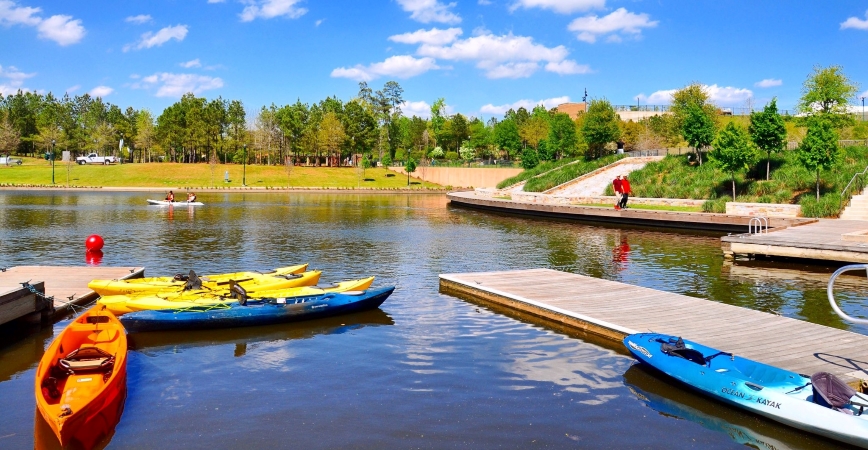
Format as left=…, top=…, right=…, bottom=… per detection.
left=620, top=176, right=632, bottom=209
left=612, top=175, right=623, bottom=210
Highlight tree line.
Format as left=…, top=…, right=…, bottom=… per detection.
left=0, top=67, right=864, bottom=181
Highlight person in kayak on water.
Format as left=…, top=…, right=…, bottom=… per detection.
left=187, top=192, right=196, bottom=202
left=166, top=191, right=174, bottom=202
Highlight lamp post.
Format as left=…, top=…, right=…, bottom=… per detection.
left=242, top=144, right=247, bottom=186
left=862, top=96, right=865, bottom=123
left=51, top=139, right=56, bottom=184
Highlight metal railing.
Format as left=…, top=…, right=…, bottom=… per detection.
left=827, top=264, right=868, bottom=325
left=748, top=217, right=769, bottom=234
left=839, top=164, right=868, bottom=213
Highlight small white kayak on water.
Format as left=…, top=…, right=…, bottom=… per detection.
left=147, top=199, right=204, bottom=206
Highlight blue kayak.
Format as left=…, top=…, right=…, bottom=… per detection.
left=624, top=333, right=868, bottom=448
left=119, top=286, right=394, bottom=332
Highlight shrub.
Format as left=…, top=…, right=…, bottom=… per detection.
left=445, top=151, right=459, bottom=161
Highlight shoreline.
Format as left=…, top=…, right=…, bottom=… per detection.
left=0, top=185, right=458, bottom=194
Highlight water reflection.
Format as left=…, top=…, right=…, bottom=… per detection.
left=1, top=191, right=864, bottom=449
left=622, top=364, right=848, bottom=449
left=129, top=309, right=394, bottom=355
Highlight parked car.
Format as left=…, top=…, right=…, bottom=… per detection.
left=0, top=156, right=23, bottom=165
left=76, top=153, right=118, bottom=165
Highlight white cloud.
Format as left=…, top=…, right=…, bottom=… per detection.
left=510, top=0, right=604, bottom=14
left=480, top=96, right=570, bottom=115
left=396, top=0, right=461, bottom=25
left=130, top=72, right=224, bottom=98
left=37, top=15, right=85, bottom=46
left=0, top=64, right=36, bottom=95
left=484, top=62, right=540, bottom=79
left=635, top=89, right=676, bottom=105
left=0, top=1, right=41, bottom=27
left=331, top=55, right=439, bottom=82
left=860, top=90, right=868, bottom=99
left=636, top=85, right=753, bottom=106
left=240, top=0, right=307, bottom=22
left=754, top=78, right=782, bottom=88
left=401, top=100, right=432, bottom=118
left=568, top=8, right=657, bottom=43
left=208, top=0, right=226, bottom=3
left=315, top=19, right=323, bottom=26
left=0, top=1, right=85, bottom=45
left=65, top=84, right=80, bottom=93
left=89, top=85, right=113, bottom=97
left=125, top=14, right=152, bottom=24
left=180, top=58, right=202, bottom=68
left=389, top=27, right=462, bottom=45
left=124, top=24, right=188, bottom=51
left=841, top=10, right=868, bottom=30
left=417, top=32, right=569, bottom=78
left=545, top=59, right=591, bottom=75
left=704, top=84, right=753, bottom=106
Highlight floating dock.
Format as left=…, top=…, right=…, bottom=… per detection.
left=447, top=191, right=815, bottom=233
left=0, top=265, right=144, bottom=323
left=722, top=219, right=868, bottom=263
left=440, top=268, right=868, bottom=387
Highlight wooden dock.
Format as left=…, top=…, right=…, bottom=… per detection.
left=722, top=219, right=868, bottom=263
left=447, top=191, right=815, bottom=233
left=0, top=265, right=144, bottom=322
left=440, top=268, right=868, bottom=387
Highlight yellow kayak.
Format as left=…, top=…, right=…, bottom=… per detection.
left=88, top=264, right=309, bottom=296
left=100, top=276, right=374, bottom=315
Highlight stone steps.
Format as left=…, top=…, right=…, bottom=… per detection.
left=840, top=192, right=868, bottom=220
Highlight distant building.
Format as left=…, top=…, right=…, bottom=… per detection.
left=556, top=102, right=587, bottom=119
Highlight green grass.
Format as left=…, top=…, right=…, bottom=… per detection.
left=619, top=146, right=868, bottom=217
left=0, top=157, right=444, bottom=189
left=523, top=154, right=626, bottom=192
left=495, top=157, right=583, bottom=189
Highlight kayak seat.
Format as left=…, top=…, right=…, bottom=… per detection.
left=58, top=346, right=115, bottom=374
left=668, top=348, right=707, bottom=365
left=737, top=362, right=791, bottom=385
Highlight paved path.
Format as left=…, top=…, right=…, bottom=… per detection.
left=548, top=159, right=658, bottom=197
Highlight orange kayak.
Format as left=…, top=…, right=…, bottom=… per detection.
left=35, top=306, right=128, bottom=448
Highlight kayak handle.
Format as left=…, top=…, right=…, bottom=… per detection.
left=827, top=264, right=868, bottom=325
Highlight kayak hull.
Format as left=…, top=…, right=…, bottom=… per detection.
left=147, top=199, right=204, bottom=206
left=624, top=333, right=868, bottom=448
left=120, top=286, right=395, bottom=332
left=105, top=276, right=374, bottom=315
left=89, top=264, right=310, bottom=296
left=35, top=307, right=127, bottom=448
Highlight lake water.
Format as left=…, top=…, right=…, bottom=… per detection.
left=1, top=191, right=865, bottom=449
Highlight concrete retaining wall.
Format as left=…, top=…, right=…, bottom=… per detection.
left=390, top=166, right=523, bottom=188
left=725, top=202, right=801, bottom=218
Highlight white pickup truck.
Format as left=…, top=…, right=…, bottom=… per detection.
left=76, top=153, right=117, bottom=165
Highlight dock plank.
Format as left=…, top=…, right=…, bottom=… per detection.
left=0, top=266, right=144, bottom=318
left=440, top=268, right=868, bottom=386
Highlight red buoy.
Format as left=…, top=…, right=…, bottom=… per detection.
left=85, top=235, right=104, bottom=252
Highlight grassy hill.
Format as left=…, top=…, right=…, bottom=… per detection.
left=0, top=157, right=443, bottom=190
left=611, top=145, right=868, bottom=217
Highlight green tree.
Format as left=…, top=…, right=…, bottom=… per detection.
left=798, top=65, right=859, bottom=125
left=493, top=118, right=521, bottom=159
left=670, top=83, right=718, bottom=132
left=520, top=145, right=539, bottom=169
left=582, top=99, right=621, bottom=159
left=519, top=115, right=549, bottom=153
left=404, top=157, right=417, bottom=185
left=711, top=122, right=756, bottom=199
left=459, top=141, right=475, bottom=164
left=430, top=98, right=446, bottom=148
left=749, top=98, right=787, bottom=180
left=797, top=117, right=841, bottom=200
left=135, top=109, right=156, bottom=162
left=318, top=111, right=346, bottom=166
left=681, top=104, right=715, bottom=165
left=547, top=113, right=578, bottom=159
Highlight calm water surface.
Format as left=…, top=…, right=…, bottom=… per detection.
left=1, top=191, right=865, bottom=449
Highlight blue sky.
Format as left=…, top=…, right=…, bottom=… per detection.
left=2, top=0, right=868, bottom=120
